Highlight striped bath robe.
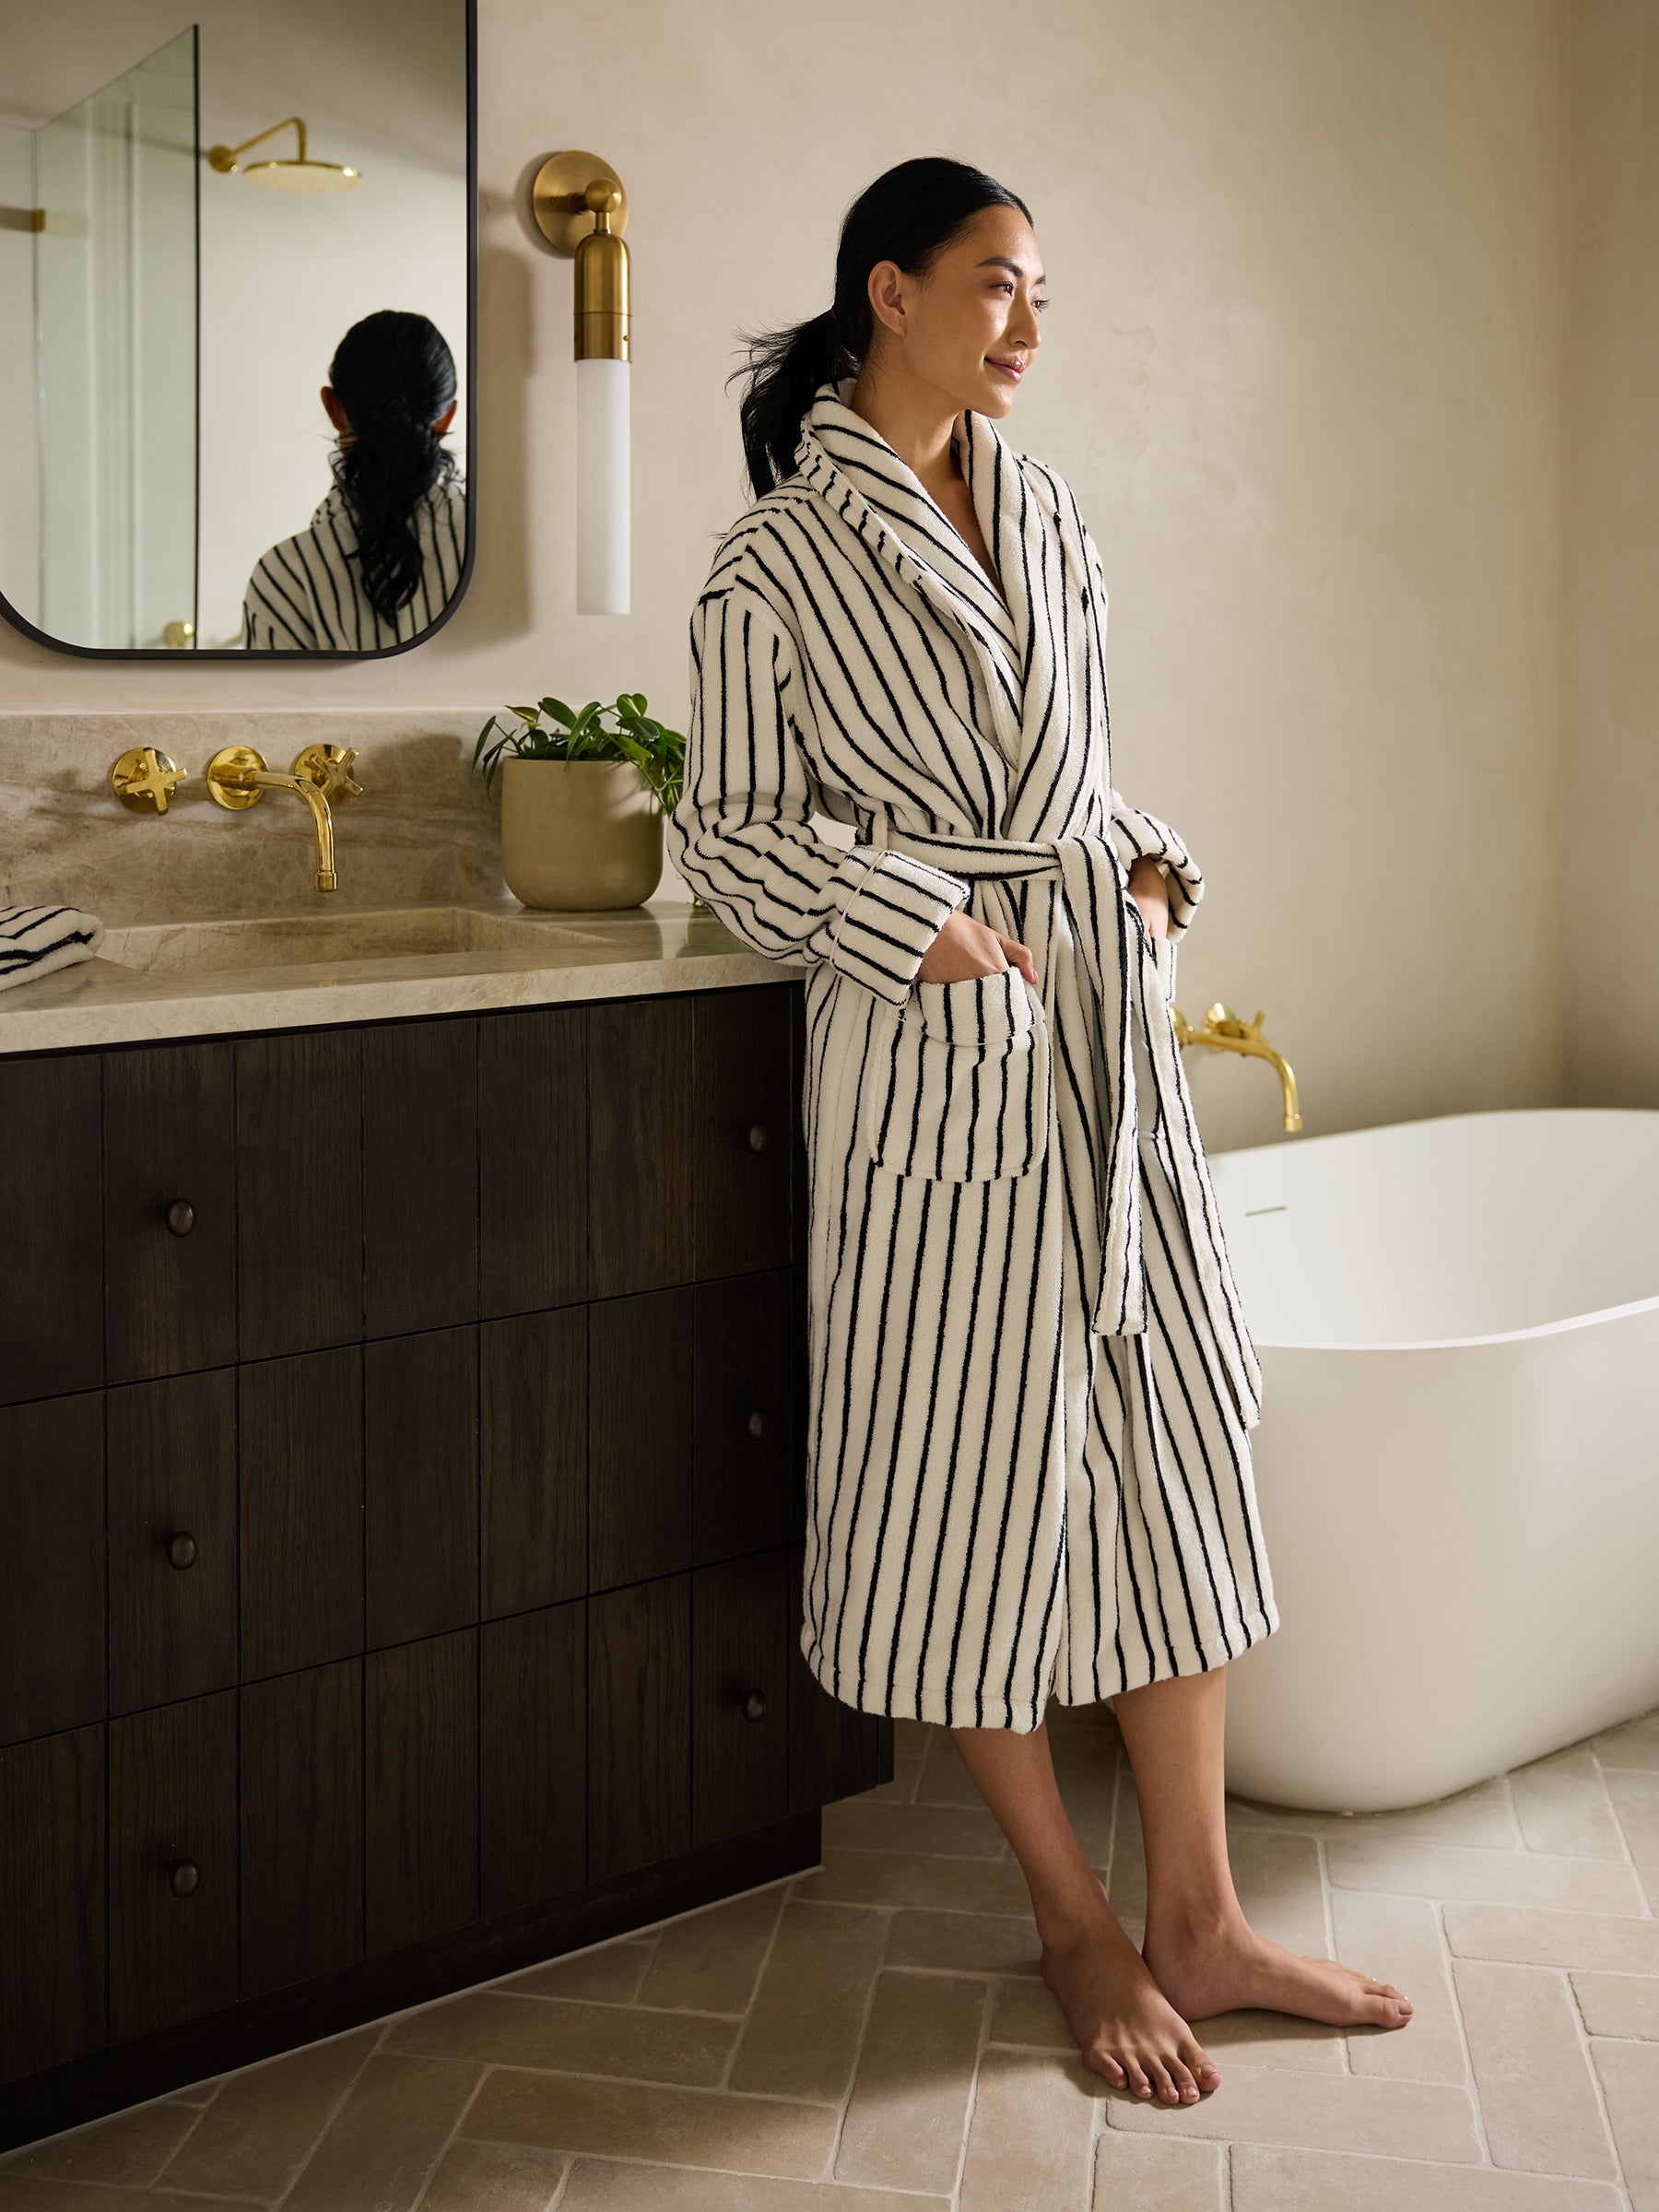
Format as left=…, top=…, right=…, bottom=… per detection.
left=668, top=377, right=1278, bottom=1731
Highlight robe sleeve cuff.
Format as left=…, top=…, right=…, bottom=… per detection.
left=828, top=847, right=969, bottom=1005
left=1110, top=795, right=1205, bottom=942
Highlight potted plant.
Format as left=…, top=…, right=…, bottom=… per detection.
left=472, top=692, right=709, bottom=912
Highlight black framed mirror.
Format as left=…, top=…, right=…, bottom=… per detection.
left=0, top=0, right=476, bottom=659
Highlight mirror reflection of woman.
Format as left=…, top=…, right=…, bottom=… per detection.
left=670, top=156, right=1414, bottom=2107
left=241, top=308, right=465, bottom=651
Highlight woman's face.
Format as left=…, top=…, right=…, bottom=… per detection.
left=865, top=203, right=1047, bottom=418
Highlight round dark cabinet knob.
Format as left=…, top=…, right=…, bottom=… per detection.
left=168, top=1858, right=199, bottom=1899
left=166, top=1531, right=198, bottom=1571
left=165, top=1198, right=195, bottom=1237
left=747, top=1409, right=767, bottom=1440
left=747, top=1124, right=769, bottom=1152
left=742, top=1688, right=768, bottom=1723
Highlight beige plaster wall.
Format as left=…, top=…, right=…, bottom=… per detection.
left=1564, top=0, right=1659, bottom=1107
left=0, top=0, right=1576, bottom=1151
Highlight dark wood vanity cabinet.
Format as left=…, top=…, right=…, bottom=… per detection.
left=0, top=979, right=888, bottom=2147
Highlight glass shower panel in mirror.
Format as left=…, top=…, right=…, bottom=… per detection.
left=11, top=29, right=198, bottom=650
left=0, top=0, right=472, bottom=659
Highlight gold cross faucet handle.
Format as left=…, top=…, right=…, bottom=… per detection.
left=290, top=743, right=364, bottom=801
left=111, top=746, right=189, bottom=815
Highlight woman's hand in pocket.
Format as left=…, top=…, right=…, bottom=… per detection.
left=1127, top=856, right=1171, bottom=942
left=916, top=904, right=1037, bottom=985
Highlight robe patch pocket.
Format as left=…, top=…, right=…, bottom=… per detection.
left=864, top=968, right=1051, bottom=1182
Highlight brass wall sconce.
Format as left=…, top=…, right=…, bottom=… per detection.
left=207, top=117, right=360, bottom=193
left=1173, top=1002, right=1302, bottom=1133
left=531, top=150, right=630, bottom=614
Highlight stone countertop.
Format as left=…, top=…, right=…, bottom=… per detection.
left=0, top=900, right=809, bottom=1056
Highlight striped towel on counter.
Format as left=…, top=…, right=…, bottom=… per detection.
left=0, top=903, right=105, bottom=992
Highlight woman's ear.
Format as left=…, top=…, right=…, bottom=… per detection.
left=321, top=384, right=351, bottom=435
left=433, top=397, right=458, bottom=437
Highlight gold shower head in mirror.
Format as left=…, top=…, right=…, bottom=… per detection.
left=207, top=116, right=360, bottom=192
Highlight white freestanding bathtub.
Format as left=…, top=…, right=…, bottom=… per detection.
left=1207, top=1109, right=1659, bottom=1812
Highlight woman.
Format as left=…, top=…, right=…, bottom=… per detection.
left=241, top=309, right=465, bottom=651
left=667, top=157, right=1412, bottom=2105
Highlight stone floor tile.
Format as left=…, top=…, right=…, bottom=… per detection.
left=382, top=1990, right=737, bottom=2085
left=1572, top=1970, right=1659, bottom=2040
left=728, top=1900, right=888, bottom=2102
left=1332, top=1890, right=1466, bottom=2084
left=916, top=1727, right=983, bottom=1805
left=1593, top=1712, right=1659, bottom=1772
left=559, top=2159, right=951, bottom=2208
left=1224, top=1796, right=1327, bottom=1835
left=988, top=1975, right=1073, bottom=2048
left=1333, top=1779, right=1521, bottom=1850
left=819, top=1795, right=1006, bottom=1859
left=862, top=1751, right=924, bottom=1804
left=1091, top=2131, right=1226, bottom=2210
left=632, top=1885, right=785, bottom=2015
left=1453, top=1959, right=1619, bottom=2179
left=139, top=2024, right=383, bottom=2199
left=460, top=2071, right=838, bottom=2181
left=1230, top=2145, right=1628, bottom=2209
left=1510, top=1748, right=1626, bottom=1860
left=1325, top=1833, right=1644, bottom=1913
left=792, top=1845, right=1032, bottom=1913
left=893, top=1718, right=932, bottom=1755
left=959, top=2045, right=1104, bottom=2210
left=0, top=2182, right=255, bottom=2211
left=1226, top=1828, right=1329, bottom=1955
left=834, top=1969, right=985, bottom=2194
left=0, top=2099, right=199, bottom=2187
left=284, top=2052, right=486, bottom=2212
left=884, top=1905, right=1043, bottom=1977
left=1592, top=2035, right=1659, bottom=2210
left=161, top=2076, right=224, bottom=2107
left=1104, top=2064, right=1481, bottom=2161
left=1445, top=1904, right=1659, bottom=1974
left=500, top=1939, right=656, bottom=2005
left=1604, top=1768, right=1659, bottom=1912
left=1190, top=2009, right=1345, bottom=2073
left=418, top=2136, right=570, bottom=2210
left=1106, top=1771, right=1146, bottom=1930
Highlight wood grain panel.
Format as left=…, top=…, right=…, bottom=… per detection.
left=0, top=1392, right=104, bottom=1747
left=586, top=995, right=694, bottom=1298
left=480, top=1601, right=586, bottom=1917
left=240, top=1659, right=363, bottom=2000
left=692, top=1268, right=791, bottom=1567
left=365, top=1326, right=477, bottom=1648
left=365, top=1629, right=478, bottom=1956
left=236, top=1028, right=361, bottom=1359
left=692, top=986, right=793, bottom=1280
left=108, top=1368, right=237, bottom=1715
left=588, top=1574, right=690, bottom=1882
left=362, top=1017, right=478, bottom=1336
left=480, top=1306, right=586, bottom=1617
left=103, top=1041, right=236, bottom=1383
left=109, top=1691, right=238, bottom=2040
left=479, top=1006, right=588, bottom=1316
left=0, top=1724, right=105, bottom=2083
left=0, top=1053, right=100, bottom=1405
left=589, top=1286, right=693, bottom=1589
left=239, top=1346, right=363, bottom=1680
left=691, top=1549, right=788, bottom=1848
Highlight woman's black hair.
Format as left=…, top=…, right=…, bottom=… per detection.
left=731, top=156, right=1030, bottom=502
left=327, top=308, right=459, bottom=622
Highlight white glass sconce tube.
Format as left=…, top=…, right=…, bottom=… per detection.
left=576, top=356, right=629, bottom=615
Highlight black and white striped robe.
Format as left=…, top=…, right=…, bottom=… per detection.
left=241, top=479, right=466, bottom=651
left=668, top=377, right=1278, bottom=1730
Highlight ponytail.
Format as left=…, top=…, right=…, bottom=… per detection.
left=729, top=156, right=1030, bottom=501
left=327, top=309, right=459, bottom=624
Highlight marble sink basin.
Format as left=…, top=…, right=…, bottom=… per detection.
left=100, top=903, right=617, bottom=977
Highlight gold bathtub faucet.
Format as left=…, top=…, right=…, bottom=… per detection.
left=1172, top=1003, right=1301, bottom=1133
left=204, top=743, right=365, bottom=893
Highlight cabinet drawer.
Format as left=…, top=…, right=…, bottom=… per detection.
left=240, top=1347, right=364, bottom=1679
left=479, top=1006, right=588, bottom=1316
left=693, top=1270, right=792, bottom=1566
left=236, top=1028, right=362, bottom=1360
left=481, top=1307, right=586, bottom=1618
left=109, top=1691, right=238, bottom=2041
left=481, top=1600, right=586, bottom=1917
left=691, top=1549, right=789, bottom=1848
left=241, top=1659, right=363, bottom=2000
left=587, top=996, right=694, bottom=1299
left=366, top=1326, right=478, bottom=1648
left=0, top=1392, right=104, bottom=1747
left=103, top=1041, right=236, bottom=1384
left=693, top=987, right=794, bottom=1280
left=588, top=1574, right=690, bottom=1881
left=362, top=1018, right=479, bottom=1337
left=365, top=1629, right=479, bottom=1956
left=589, top=1286, right=693, bottom=1590
left=0, top=1053, right=100, bottom=1406
left=108, top=1369, right=237, bottom=1715
left=0, top=1724, right=105, bottom=2084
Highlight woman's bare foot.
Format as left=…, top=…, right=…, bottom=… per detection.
left=1041, top=1896, right=1221, bottom=2104
left=1142, top=1913, right=1414, bottom=2032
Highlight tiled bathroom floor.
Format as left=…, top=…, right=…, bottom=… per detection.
left=5, top=1699, right=1657, bottom=2212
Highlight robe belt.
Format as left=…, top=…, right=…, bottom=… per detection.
left=866, top=818, right=1171, bottom=1341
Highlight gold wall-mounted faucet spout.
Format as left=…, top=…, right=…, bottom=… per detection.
left=1171, top=1003, right=1301, bottom=1132
left=205, top=743, right=363, bottom=892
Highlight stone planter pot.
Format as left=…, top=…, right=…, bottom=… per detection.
left=500, top=757, right=664, bottom=911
